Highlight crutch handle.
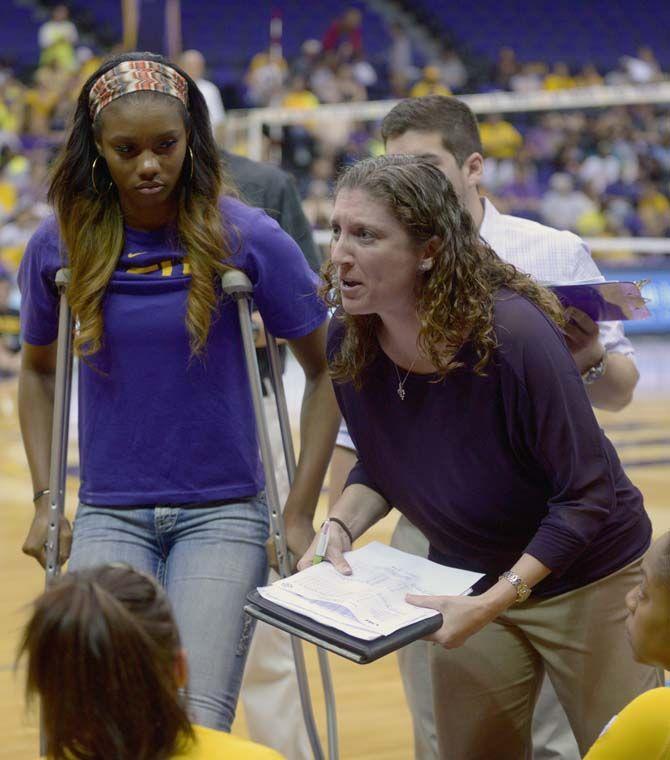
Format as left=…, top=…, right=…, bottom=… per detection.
left=55, top=268, right=71, bottom=288
left=221, top=269, right=253, bottom=298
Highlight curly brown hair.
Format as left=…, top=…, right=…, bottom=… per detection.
left=322, top=155, right=566, bottom=386
left=48, top=51, right=237, bottom=359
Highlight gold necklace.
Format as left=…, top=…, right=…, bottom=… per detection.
left=392, top=354, right=420, bottom=401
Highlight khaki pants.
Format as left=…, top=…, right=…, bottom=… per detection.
left=429, top=556, right=662, bottom=760
left=393, top=516, right=582, bottom=760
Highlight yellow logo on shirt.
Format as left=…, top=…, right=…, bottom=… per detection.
left=126, top=259, right=188, bottom=277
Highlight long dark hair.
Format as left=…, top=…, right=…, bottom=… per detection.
left=17, top=565, right=194, bottom=760
left=48, top=51, right=237, bottom=358
left=322, top=155, right=565, bottom=386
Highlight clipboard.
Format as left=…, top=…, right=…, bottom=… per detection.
left=245, top=589, right=443, bottom=664
left=548, top=280, right=650, bottom=322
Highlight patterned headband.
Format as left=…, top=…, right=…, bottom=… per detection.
left=89, top=60, right=188, bottom=121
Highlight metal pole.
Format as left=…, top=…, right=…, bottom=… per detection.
left=221, top=270, right=330, bottom=760
left=40, top=269, right=74, bottom=757
left=45, top=269, right=74, bottom=585
left=264, top=330, right=340, bottom=760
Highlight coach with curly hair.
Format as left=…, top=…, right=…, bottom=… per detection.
left=299, top=155, right=660, bottom=760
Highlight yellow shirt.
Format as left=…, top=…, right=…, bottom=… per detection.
left=584, top=688, right=670, bottom=759
left=543, top=74, right=577, bottom=90
left=479, top=121, right=523, bottom=159
left=410, top=80, right=451, bottom=98
left=172, top=725, right=284, bottom=759
left=281, top=91, right=319, bottom=109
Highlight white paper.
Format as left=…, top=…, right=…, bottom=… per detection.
left=257, top=541, right=484, bottom=641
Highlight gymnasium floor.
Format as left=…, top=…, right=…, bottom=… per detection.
left=1, top=336, right=668, bottom=760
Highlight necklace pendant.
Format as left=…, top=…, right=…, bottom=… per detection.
left=397, top=384, right=406, bottom=401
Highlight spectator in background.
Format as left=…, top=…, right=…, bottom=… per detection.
left=479, top=113, right=523, bottom=159
left=291, top=38, right=322, bottom=82
left=303, top=155, right=336, bottom=224
left=388, top=22, right=415, bottom=97
left=302, top=177, right=332, bottom=228
left=543, top=62, right=577, bottom=91
left=281, top=74, right=319, bottom=109
left=23, top=65, right=64, bottom=136
left=410, top=66, right=451, bottom=98
left=621, top=46, right=663, bottom=84
left=179, top=50, right=225, bottom=133
left=0, top=263, right=20, bottom=378
left=540, top=172, right=596, bottom=231
left=310, top=52, right=341, bottom=103
left=579, top=141, right=622, bottom=194
left=245, top=47, right=287, bottom=106
left=38, top=4, right=78, bottom=72
left=638, top=181, right=670, bottom=236
left=497, top=162, right=542, bottom=219
left=350, top=52, right=377, bottom=92
left=493, top=46, right=518, bottom=90
left=509, top=62, right=547, bottom=93
left=323, top=7, right=363, bottom=58
left=0, top=204, right=49, bottom=271
left=0, top=72, right=24, bottom=137
left=434, top=47, right=468, bottom=92
left=574, top=185, right=609, bottom=237
left=334, top=64, right=367, bottom=102
left=576, top=63, right=604, bottom=88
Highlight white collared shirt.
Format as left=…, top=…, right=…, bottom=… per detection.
left=479, top=198, right=634, bottom=358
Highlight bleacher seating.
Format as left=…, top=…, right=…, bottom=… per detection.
left=408, top=0, right=670, bottom=70
left=66, top=0, right=391, bottom=88
left=1, top=3, right=42, bottom=73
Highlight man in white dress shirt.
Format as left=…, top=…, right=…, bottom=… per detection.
left=329, top=95, right=639, bottom=760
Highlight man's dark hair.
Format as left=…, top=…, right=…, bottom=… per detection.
left=381, top=95, right=483, bottom=166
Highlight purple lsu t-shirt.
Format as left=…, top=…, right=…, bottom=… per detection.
left=18, top=197, right=327, bottom=506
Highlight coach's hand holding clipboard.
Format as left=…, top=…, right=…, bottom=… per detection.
left=246, top=492, right=485, bottom=664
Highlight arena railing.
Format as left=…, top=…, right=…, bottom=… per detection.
left=311, top=231, right=670, bottom=255
left=223, top=81, right=670, bottom=162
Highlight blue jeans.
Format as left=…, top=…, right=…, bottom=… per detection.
left=67, top=497, right=269, bottom=731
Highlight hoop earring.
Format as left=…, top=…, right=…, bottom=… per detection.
left=91, top=156, right=112, bottom=194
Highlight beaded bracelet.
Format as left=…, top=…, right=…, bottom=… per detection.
left=33, top=488, right=50, bottom=503
left=327, top=517, right=354, bottom=545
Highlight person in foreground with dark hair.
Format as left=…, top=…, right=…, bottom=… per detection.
left=583, top=532, right=670, bottom=759
left=17, top=51, right=339, bottom=731
left=299, top=155, right=660, bottom=760
left=18, top=564, right=283, bottom=760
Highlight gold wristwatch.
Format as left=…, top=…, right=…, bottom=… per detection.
left=499, top=571, right=531, bottom=603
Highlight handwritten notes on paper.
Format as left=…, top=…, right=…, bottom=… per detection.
left=257, top=542, right=484, bottom=641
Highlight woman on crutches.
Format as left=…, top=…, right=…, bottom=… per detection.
left=18, top=51, right=339, bottom=734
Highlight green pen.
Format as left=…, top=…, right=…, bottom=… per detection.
left=312, top=519, right=331, bottom=565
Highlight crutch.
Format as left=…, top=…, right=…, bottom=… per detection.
left=221, top=269, right=339, bottom=760
left=40, top=268, right=74, bottom=757
left=44, top=268, right=74, bottom=585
